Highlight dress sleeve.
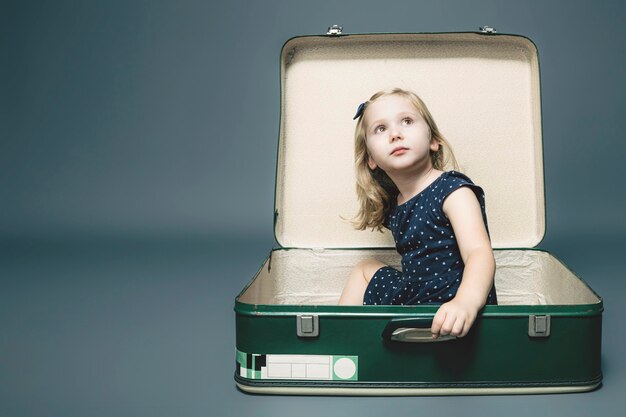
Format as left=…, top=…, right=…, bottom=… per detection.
left=440, top=171, right=490, bottom=237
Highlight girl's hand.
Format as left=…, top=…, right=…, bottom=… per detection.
left=430, top=298, right=480, bottom=339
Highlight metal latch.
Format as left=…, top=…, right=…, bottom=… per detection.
left=528, top=315, right=551, bottom=338
left=297, top=314, right=319, bottom=337
left=327, top=25, right=343, bottom=35
left=479, top=25, right=497, bottom=34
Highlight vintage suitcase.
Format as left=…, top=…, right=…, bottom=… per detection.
left=234, top=26, right=603, bottom=395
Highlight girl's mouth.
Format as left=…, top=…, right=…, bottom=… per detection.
left=391, top=147, right=408, bottom=155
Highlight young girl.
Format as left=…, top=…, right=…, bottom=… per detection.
left=338, top=88, right=498, bottom=339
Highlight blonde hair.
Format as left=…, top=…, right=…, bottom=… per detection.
left=349, top=88, right=460, bottom=232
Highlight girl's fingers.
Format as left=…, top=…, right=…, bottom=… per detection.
left=440, top=312, right=457, bottom=336
left=431, top=308, right=447, bottom=338
left=451, top=315, right=465, bottom=337
left=460, top=320, right=471, bottom=338
left=461, top=314, right=476, bottom=337
left=432, top=304, right=479, bottom=338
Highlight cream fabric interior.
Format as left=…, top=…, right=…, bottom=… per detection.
left=274, top=33, right=545, bottom=249
left=238, top=249, right=600, bottom=306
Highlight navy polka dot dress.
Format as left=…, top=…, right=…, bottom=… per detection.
left=363, top=170, right=498, bottom=306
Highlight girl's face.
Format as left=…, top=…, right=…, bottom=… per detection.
left=363, top=94, right=438, bottom=174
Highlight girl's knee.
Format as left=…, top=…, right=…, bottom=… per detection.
left=356, top=259, right=387, bottom=283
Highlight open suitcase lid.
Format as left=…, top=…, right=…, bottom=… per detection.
left=274, top=30, right=545, bottom=250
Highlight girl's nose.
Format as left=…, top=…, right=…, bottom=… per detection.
left=389, top=125, right=403, bottom=141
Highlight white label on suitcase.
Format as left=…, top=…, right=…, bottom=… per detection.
left=236, top=350, right=358, bottom=381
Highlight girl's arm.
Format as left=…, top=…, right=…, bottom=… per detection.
left=431, top=186, right=496, bottom=338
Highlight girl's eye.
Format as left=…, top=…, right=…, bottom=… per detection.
left=402, top=117, right=413, bottom=125
left=374, top=125, right=385, bottom=133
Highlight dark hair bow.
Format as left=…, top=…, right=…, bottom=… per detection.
left=353, top=102, right=368, bottom=120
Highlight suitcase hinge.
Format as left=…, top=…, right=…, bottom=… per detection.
left=326, top=25, right=343, bottom=36
left=297, top=314, right=319, bottom=338
left=528, top=315, right=551, bottom=338
left=479, top=25, right=497, bottom=34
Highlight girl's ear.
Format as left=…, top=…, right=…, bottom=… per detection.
left=367, top=155, right=378, bottom=170
left=430, top=138, right=440, bottom=152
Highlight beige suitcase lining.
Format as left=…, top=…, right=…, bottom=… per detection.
left=276, top=34, right=544, bottom=250
left=239, top=249, right=600, bottom=306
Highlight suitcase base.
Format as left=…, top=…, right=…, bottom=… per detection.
left=235, top=374, right=602, bottom=396
left=235, top=248, right=603, bottom=395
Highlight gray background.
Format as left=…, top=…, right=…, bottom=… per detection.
left=1, top=0, right=625, bottom=416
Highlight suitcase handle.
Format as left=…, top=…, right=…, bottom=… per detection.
left=381, top=318, right=456, bottom=343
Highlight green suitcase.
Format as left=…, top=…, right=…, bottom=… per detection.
left=234, top=27, right=603, bottom=395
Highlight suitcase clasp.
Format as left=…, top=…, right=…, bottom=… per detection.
left=297, top=314, right=319, bottom=337
left=528, top=315, right=551, bottom=338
